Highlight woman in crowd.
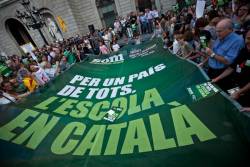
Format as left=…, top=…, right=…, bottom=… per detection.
left=99, top=41, right=110, bottom=55
left=232, top=4, right=250, bottom=33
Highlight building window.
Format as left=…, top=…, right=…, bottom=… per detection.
left=96, top=0, right=117, bottom=28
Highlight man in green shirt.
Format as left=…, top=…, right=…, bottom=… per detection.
left=63, top=49, right=76, bottom=65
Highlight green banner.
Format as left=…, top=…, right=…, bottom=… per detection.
left=0, top=39, right=249, bottom=167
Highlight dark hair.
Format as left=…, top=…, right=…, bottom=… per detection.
left=243, top=20, right=250, bottom=31
left=195, top=17, right=208, bottom=29
left=185, top=13, right=193, bottom=24
left=1, top=80, right=10, bottom=90
left=236, top=4, right=250, bottom=16
left=207, top=10, right=219, bottom=21
left=183, top=31, right=194, bottom=42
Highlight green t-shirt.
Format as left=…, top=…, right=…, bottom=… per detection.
left=63, top=50, right=76, bottom=64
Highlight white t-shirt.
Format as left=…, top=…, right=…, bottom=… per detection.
left=0, top=92, right=16, bottom=105
left=173, top=39, right=180, bottom=54
left=44, top=68, right=57, bottom=79
left=114, top=21, right=121, bottom=32
left=152, top=10, right=159, bottom=18
left=112, top=44, right=120, bottom=52
left=34, top=67, right=50, bottom=85
left=84, top=39, right=92, bottom=49
left=50, top=51, right=56, bottom=58
left=135, top=37, right=141, bottom=45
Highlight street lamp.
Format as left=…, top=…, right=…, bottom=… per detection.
left=16, top=0, right=48, bottom=45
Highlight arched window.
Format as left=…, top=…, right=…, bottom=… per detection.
left=5, top=18, right=36, bottom=47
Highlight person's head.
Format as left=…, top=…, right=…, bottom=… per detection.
left=99, top=41, right=104, bottom=46
left=112, top=38, right=117, bottom=44
left=216, top=18, right=233, bottom=40
left=195, top=17, right=208, bottom=30
left=9, top=75, right=19, bottom=88
left=245, top=30, right=250, bottom=51
left=170, top=17, right=176, bottom=24
left=183, top=31, right=194, bottom=42
left=207, top=10, right=219, bottom=22
left=224, top=3, right=233, bottom=15
left=210, top=17, right=221, bottom=26
left=193, top=17, right=206, bottom=37
left=42, top=55, right=47, bottom=62
left=174, top=31, right=183, bottom=41
left=155, top=23, right=161, bottom=29
left=236, top=5, right=249, bottom=17
left=26, top=52, right=31, bottom=58
left=185, top=13, right=193, bottom=24
left=1, top=80, right=13, bottom=92
left=29, top=65, right=38, bottom=72
left=23, top=70, right=32, bottom=79
left=9, top=75, right=17, bottom=84
left=162, top=31, right=169, bottom=38
left=242, top=20, right=250, bottom=35
left=61, top=56, right=67, bottom=62
left=18, top=66, right=30, bottom=78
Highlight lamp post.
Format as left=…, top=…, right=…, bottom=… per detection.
left=16, top=0, right=48, bottom=45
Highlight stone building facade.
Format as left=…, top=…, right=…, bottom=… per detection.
left=0, top=0, right=175, bottom=56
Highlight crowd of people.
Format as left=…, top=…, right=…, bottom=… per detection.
left=165, top=0, right=250, bottom=112
left=0, top=0, right=250, bottom=112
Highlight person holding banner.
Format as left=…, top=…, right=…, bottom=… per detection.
left=0, top=79, right=30, bottom=105
left=212, top=30, right=250, bottom=111
left=231, top=82, right=250, bottom=112
left=29, top=65, right=50, bottom=86
left=0, top=90, right=16, bottom=105
left=205, top=18, right=244, bottom=89
left=0, top=81, right=18, bottom=103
